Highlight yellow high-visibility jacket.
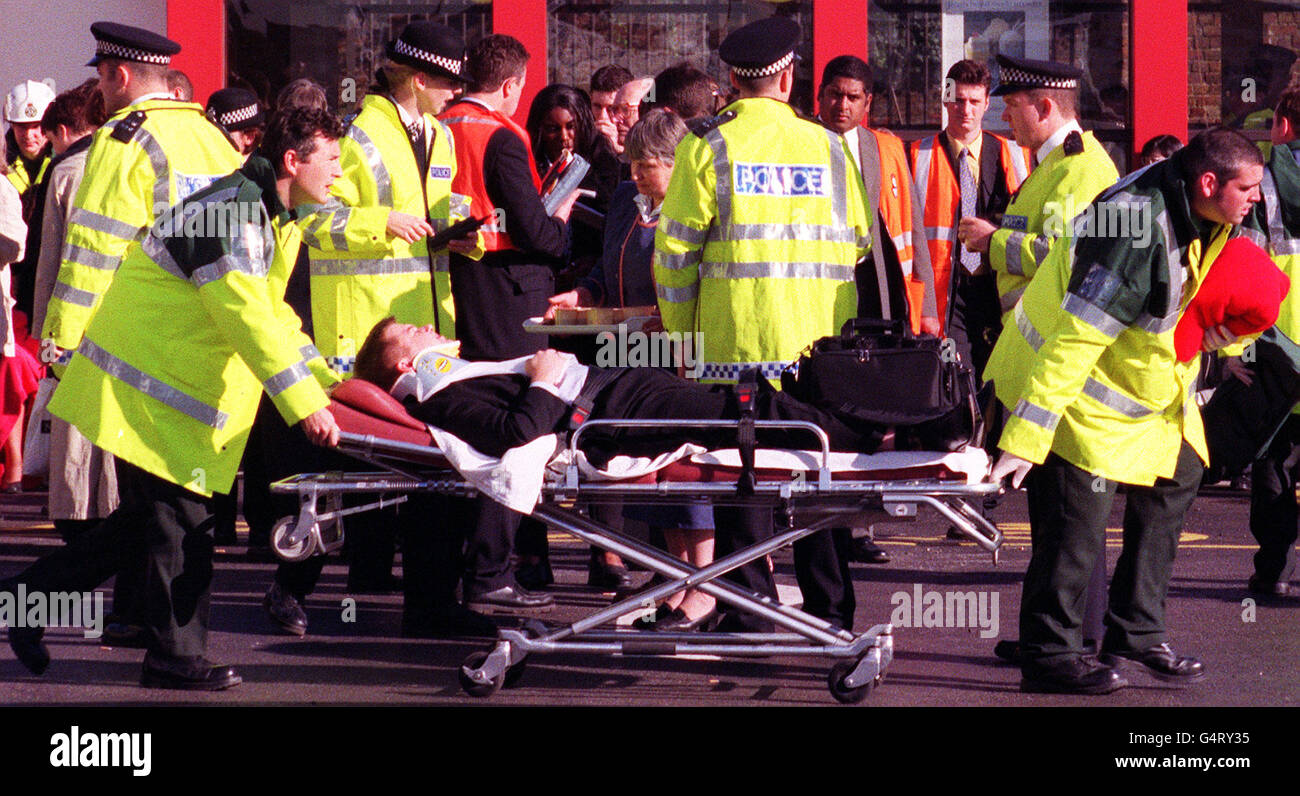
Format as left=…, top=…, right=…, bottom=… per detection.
left=654, top=98, right=872, bottom=384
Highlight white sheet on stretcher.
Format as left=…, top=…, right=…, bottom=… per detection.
left=687, top=448, right=992, bottom=485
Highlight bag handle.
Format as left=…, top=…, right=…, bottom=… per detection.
left=841, top=317, right=909, bottom=338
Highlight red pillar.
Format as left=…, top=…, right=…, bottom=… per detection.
left=815, top=0, right=870, bottom=90
left=168, top=0, right=226, bottom=103
left=1131, top=0, right=1188, bottom=162
left=493, top=0, right=548, bottom=123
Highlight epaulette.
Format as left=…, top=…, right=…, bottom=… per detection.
left=688, top=110, right=737, bottom=137
left=109, top=110, right=146, bottom=143
left=1062, top=129, right=1084, bottom=156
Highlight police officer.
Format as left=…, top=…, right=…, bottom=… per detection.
left=206, top=87, right=266, bottom=159
left=957, top=55, right=1118, bottom=319
left=655, top=17, right=873, bottom=632
left=3, top=100, right=345, bottom=689
left=988, top=128, right=1264, bottom=694
left=39, top=22, right=244, bottom=648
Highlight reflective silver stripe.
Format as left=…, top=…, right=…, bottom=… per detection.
left=349, top=126, right=393, bottom=207
left=78, top=338, right=229, bottom=430
left=69, top=207, right=140, bottom=240
left=439, top=116, right=500, bottom=126
left=1239, top=226, right=1268, bottom=248
left=1000, top=285, right=1026, bottom=313
left=1004, top=231, right=1027, bottom=275
left=660, top=218, right=706, bottom=245
left=1007, top=145, right=1029, bottom=184
left=450, top=192, right=472, bottom=218
left=1012, top=398, right=1058, bottom=431
left=309, top=256, right=428, bottom=276
left=63, top=243, right=120, bottom=271
left=656, top=282, right=698, bottom=303
left=263, top=361, right=312, bottom=397
left=300, top=343, right=322, bottom=362
left=328, top=208, right=350, bottom=250
left=431, top=251, right=449, bottom=273
left=1133, top=207, right=1183, bottom=334
left=1014, top=302, right=1044, bottom=351
left=1030, top=235, right=1050, bottom=264
left=1081, top=378, right=1155, bottom=418
left=727, top=222, right=858, bottom=243
left=1061, top=292, right=1126, bottom=338
left=126, top=124, right=172, bottom=212
left=52, top=281, right=96, bottom=308
left=913, top=137, right=934, bottom=214
left=192, top=252, right=269, bottom=287
left=141, top=235, right=187, bottom=281
left=697, top=360, right=789, bottom=382
left=704, top=128, right=732, bottom=228
left=825, top=128, right=848, bottom=228
left=657, top=250, right=702, bottom=272
left=1261, top=168, right=1286, bottom=245
left=898, top=257, right=913, bottom=276
left=925, top=225, right=956, bottom=241
left=699, top=261, right=856, bottom=281
left=1274, top=239, right=1300, bottom=255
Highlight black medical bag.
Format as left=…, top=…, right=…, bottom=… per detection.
left=781, top=318, right=982, bottom=451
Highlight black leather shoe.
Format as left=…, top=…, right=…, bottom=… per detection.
left=7, top=625, right=49, bottom=676
left=140, top=653, right=242, bottom=691
left=1100, top=643, right=1205, bottom=684
left=403, top=605, right=498, bottom=639
left=849, top=538, right=891, bottom=564
left=263, top=583, right=308, bottom=636
left=1021, top=655, right=1128, bottom=694
left=588, top=560, right=635, bottom=592
left=101, top=621, right=149, bottom=648
left=516, top=560, right=554, bottom=591
left=654, top=607, right=720, bottom=632
left=631, top=603, right=673, bottom=631
left=466, top=584, right=554, bottom=612
left=1247, top=576, right=1296, bottom=598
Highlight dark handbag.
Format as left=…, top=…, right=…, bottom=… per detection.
left=782, top=318, right=982, bottom=451
left=1202, top=327, right=1300, bottom=481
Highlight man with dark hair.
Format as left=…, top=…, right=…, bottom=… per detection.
left=165, top=69, right=193, bottom=102
left=986, top=127, right=1263, bottom=694
left=437, top=34, right=579, bottom=611
left=590, top=64, right=633, bottom=151
left=646, top=62, right=716, bottom=122
left=3, top=104, right=347, bottom=689
left=1230, top=91, right=1300, bottom=602
left=816, top=55, right=939, bottom=337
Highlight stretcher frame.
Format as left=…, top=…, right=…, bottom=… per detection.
left=272, top=420, right=1003, bottom=703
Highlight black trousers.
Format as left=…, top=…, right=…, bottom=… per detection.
left=11, top=459, right=217, bottom=660
left=1020, top=442, right=1202, bottom=661
left=1249, top=415, right=1300, bottom=585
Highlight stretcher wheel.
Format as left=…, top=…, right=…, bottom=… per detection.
left=459, top=651, right=504, bottom=698
left=827, top=660, right=875, bottom=704
left=271, top=517, right=316, bottom=562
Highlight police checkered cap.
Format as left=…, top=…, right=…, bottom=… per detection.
left=393, top=40, right=462, bottom=78
left=998, top=65, right=1077, bottom=90
left=87, top=22, right=181, bottom=67
left=992, top=54, right=1083, bottom=96
left=95, top=40, right=171, bottom=65
left=386, top=22, right=468, bottom=83
left=219, top=104, right=259, bottom=128
left=731, top=51, right=796, bottom=79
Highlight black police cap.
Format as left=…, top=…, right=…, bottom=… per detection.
left=720, top=17, right=801, bottom=79
left=87, top=21, right=181, bottom=67
left=207, top=88, right=265, bottom=132
left=991, top=54, right=1082, bottom=96
left=386, top=21, right=468, bottom=83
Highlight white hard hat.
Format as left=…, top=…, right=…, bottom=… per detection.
left=5, top=80, right=56, bottom=124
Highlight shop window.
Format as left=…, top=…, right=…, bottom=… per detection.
left=1190, top=0, right=1300, bottom=141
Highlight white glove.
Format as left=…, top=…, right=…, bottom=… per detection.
left=991, top=451, right=1034, bottom=489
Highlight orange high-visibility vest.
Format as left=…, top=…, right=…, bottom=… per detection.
left=864, top=128, right=929, bottom=332
left=909, top=132, right=1030, bottom=331
left=440, top=98, right=541, bottom=252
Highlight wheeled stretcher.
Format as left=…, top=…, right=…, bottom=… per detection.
left=271, top=379, right=1004, bottom=703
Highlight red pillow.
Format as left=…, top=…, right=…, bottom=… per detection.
left=1173, top=237, right=1290, bottom=361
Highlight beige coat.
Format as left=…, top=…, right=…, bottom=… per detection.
left=0, top=177, right=24, bottom=358
left=33, top=144, right=118, bottom=519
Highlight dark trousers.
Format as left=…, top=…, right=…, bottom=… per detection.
left=946, top=269, right=1002, bottom=380
left=12, top=459, right=217, bottom=659
left=1249, top=415, right=1300, bottom=585
left=1020, top=442, right=1202, bottom=661
left=455, top=497, right=522, bottom=594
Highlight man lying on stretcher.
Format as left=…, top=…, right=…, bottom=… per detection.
left=352, top=317, right=886, bottom=462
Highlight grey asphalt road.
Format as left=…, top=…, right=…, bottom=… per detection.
left=2, top=484, right=1295, bottom=709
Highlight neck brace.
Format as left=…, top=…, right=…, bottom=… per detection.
left=391, top=346, right=532, bottom=403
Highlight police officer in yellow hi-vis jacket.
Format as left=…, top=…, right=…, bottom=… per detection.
left=2, top=102, right=346, bottom=690
left=655, top=17, right=874, bottom=632
left=988, top=129, right=1265, bottom=695
left=957, top=55, right=1118, bottom=320
left=301, top=21, right=482, bottom=376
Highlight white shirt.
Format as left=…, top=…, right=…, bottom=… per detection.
left=1036, top=120, right=1084, bottom=164
left=842, top=126, right=864, bottom=173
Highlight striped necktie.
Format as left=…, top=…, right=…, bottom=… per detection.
left=958, top=147, right=981, bottom=273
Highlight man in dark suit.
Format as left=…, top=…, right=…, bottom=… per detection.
left=353, top=318, right=883, bottom=464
